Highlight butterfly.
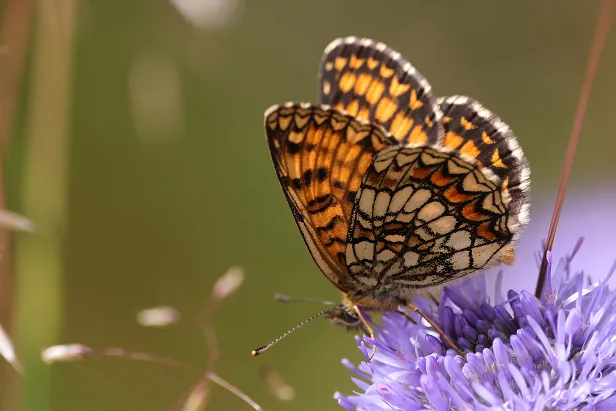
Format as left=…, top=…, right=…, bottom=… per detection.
left=261, top=37, right=530, bottom=353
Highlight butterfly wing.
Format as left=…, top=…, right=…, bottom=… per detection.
left=345, top=113, right=530, bottom=304
left=264, top=103, right=397, bottom=292
left=318, top=37, right=442, bottom=145
left=438, top=95, right=531, bottom=234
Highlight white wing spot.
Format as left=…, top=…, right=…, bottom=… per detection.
left=389, top=186, right=414, bottom=213
left=417, top=201, right=445, bottom=221
left=384, top=234, right=405, bottom=243
left=472, top=243, right=501, bottom=267
left=345, top=244, right=356, bottom=264
left=483, top=192, right=506, bottom=213
left=403, top=62, right=415, bottom=75
left=354, top=241, right=375, bottom=261
left=404, top=189, right=431, bottom=213
left=374, top=192, right=391, bottom=218
left=377, top=249, right=396, bottom=262
left=451, top=251, right=470, bottom=270
left=373, top=149, right=398, bottom=172
left=359, top=189, right=376, bottom=215
left=420, top=152, right=447, bottom=166
left=447, top=159, right=472, bottom=175
left=446, top=230, right=472, bottom=250
left=396, top=211, right=415, bottom=223
left=462, top=172, right=491, bottom=192
left=403, top=251, right=420, bottom=267
left=428, top=216, right=457, bottom=235
left=396, top=151, right=419, bottom=167
left=419, top=79, right=431, bottom=94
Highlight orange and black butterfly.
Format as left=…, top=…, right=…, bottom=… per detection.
left=260, top=37, right=530, bottom=351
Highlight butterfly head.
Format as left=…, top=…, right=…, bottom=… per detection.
left=325, top=304, right=364, bottom=331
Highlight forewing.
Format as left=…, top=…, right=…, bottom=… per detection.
left=264, top=103, right=397, bottom=291
left=345, top=145, right=525, bottom=298
left=438, top=95, right=531, bottom=235
left=318, top=37, right=442, bottom=145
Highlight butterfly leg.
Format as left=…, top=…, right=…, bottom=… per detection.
left=352, top=305, right=376, bottom=360
left=407, top=302, right=465, bottom=356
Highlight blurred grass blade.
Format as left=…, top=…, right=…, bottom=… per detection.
left=181, top=380, right=209, bottom=411
left=15, top=1, right=78, bottom=410
left=0, top=324, right=21, bottom=373
left=0, top=210, right=35, bottom=232
left=0, top=0, right=34, bottom=407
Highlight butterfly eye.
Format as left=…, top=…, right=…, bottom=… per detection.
left=326, top=305, right=364, bottom=331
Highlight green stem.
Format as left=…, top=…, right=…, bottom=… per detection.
left=15, top=2, right=77, bottom=410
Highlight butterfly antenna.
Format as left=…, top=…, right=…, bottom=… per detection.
left=251, top=308, right=331, bottom=356
left=407, top=302, right=464, bottom=356
left=273, top=293, right=337, bottom=305
left=535, top=0, right=616, bottom=299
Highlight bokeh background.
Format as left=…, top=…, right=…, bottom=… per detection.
left=1, top=1, right=616, bottom=410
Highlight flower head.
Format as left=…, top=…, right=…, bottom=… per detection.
left=336, top=245, right=616, bottom=410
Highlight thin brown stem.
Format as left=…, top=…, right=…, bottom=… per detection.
left=202, top=300, right=221, bottom=371
left=0, top=0, right=32, bottom=151
left=0, top=1, right=33, bottom=407
left=205, top=372, right=264, bottom=411
left=101, top=348, right=202, bottom=377
left=535, top=0, right=616, bottom=298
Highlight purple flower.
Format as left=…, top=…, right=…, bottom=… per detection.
left=336, top=244, right=616, bottom=410
left=497, top=185, right=616, bottom=293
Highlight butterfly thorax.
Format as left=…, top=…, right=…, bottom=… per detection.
left=342, top=290, right=401, bottom=312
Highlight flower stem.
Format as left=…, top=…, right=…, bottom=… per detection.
left=536, top=0, right=616, bottom=298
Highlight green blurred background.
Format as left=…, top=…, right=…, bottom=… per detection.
left=1, top=1, right=616, bottom=410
